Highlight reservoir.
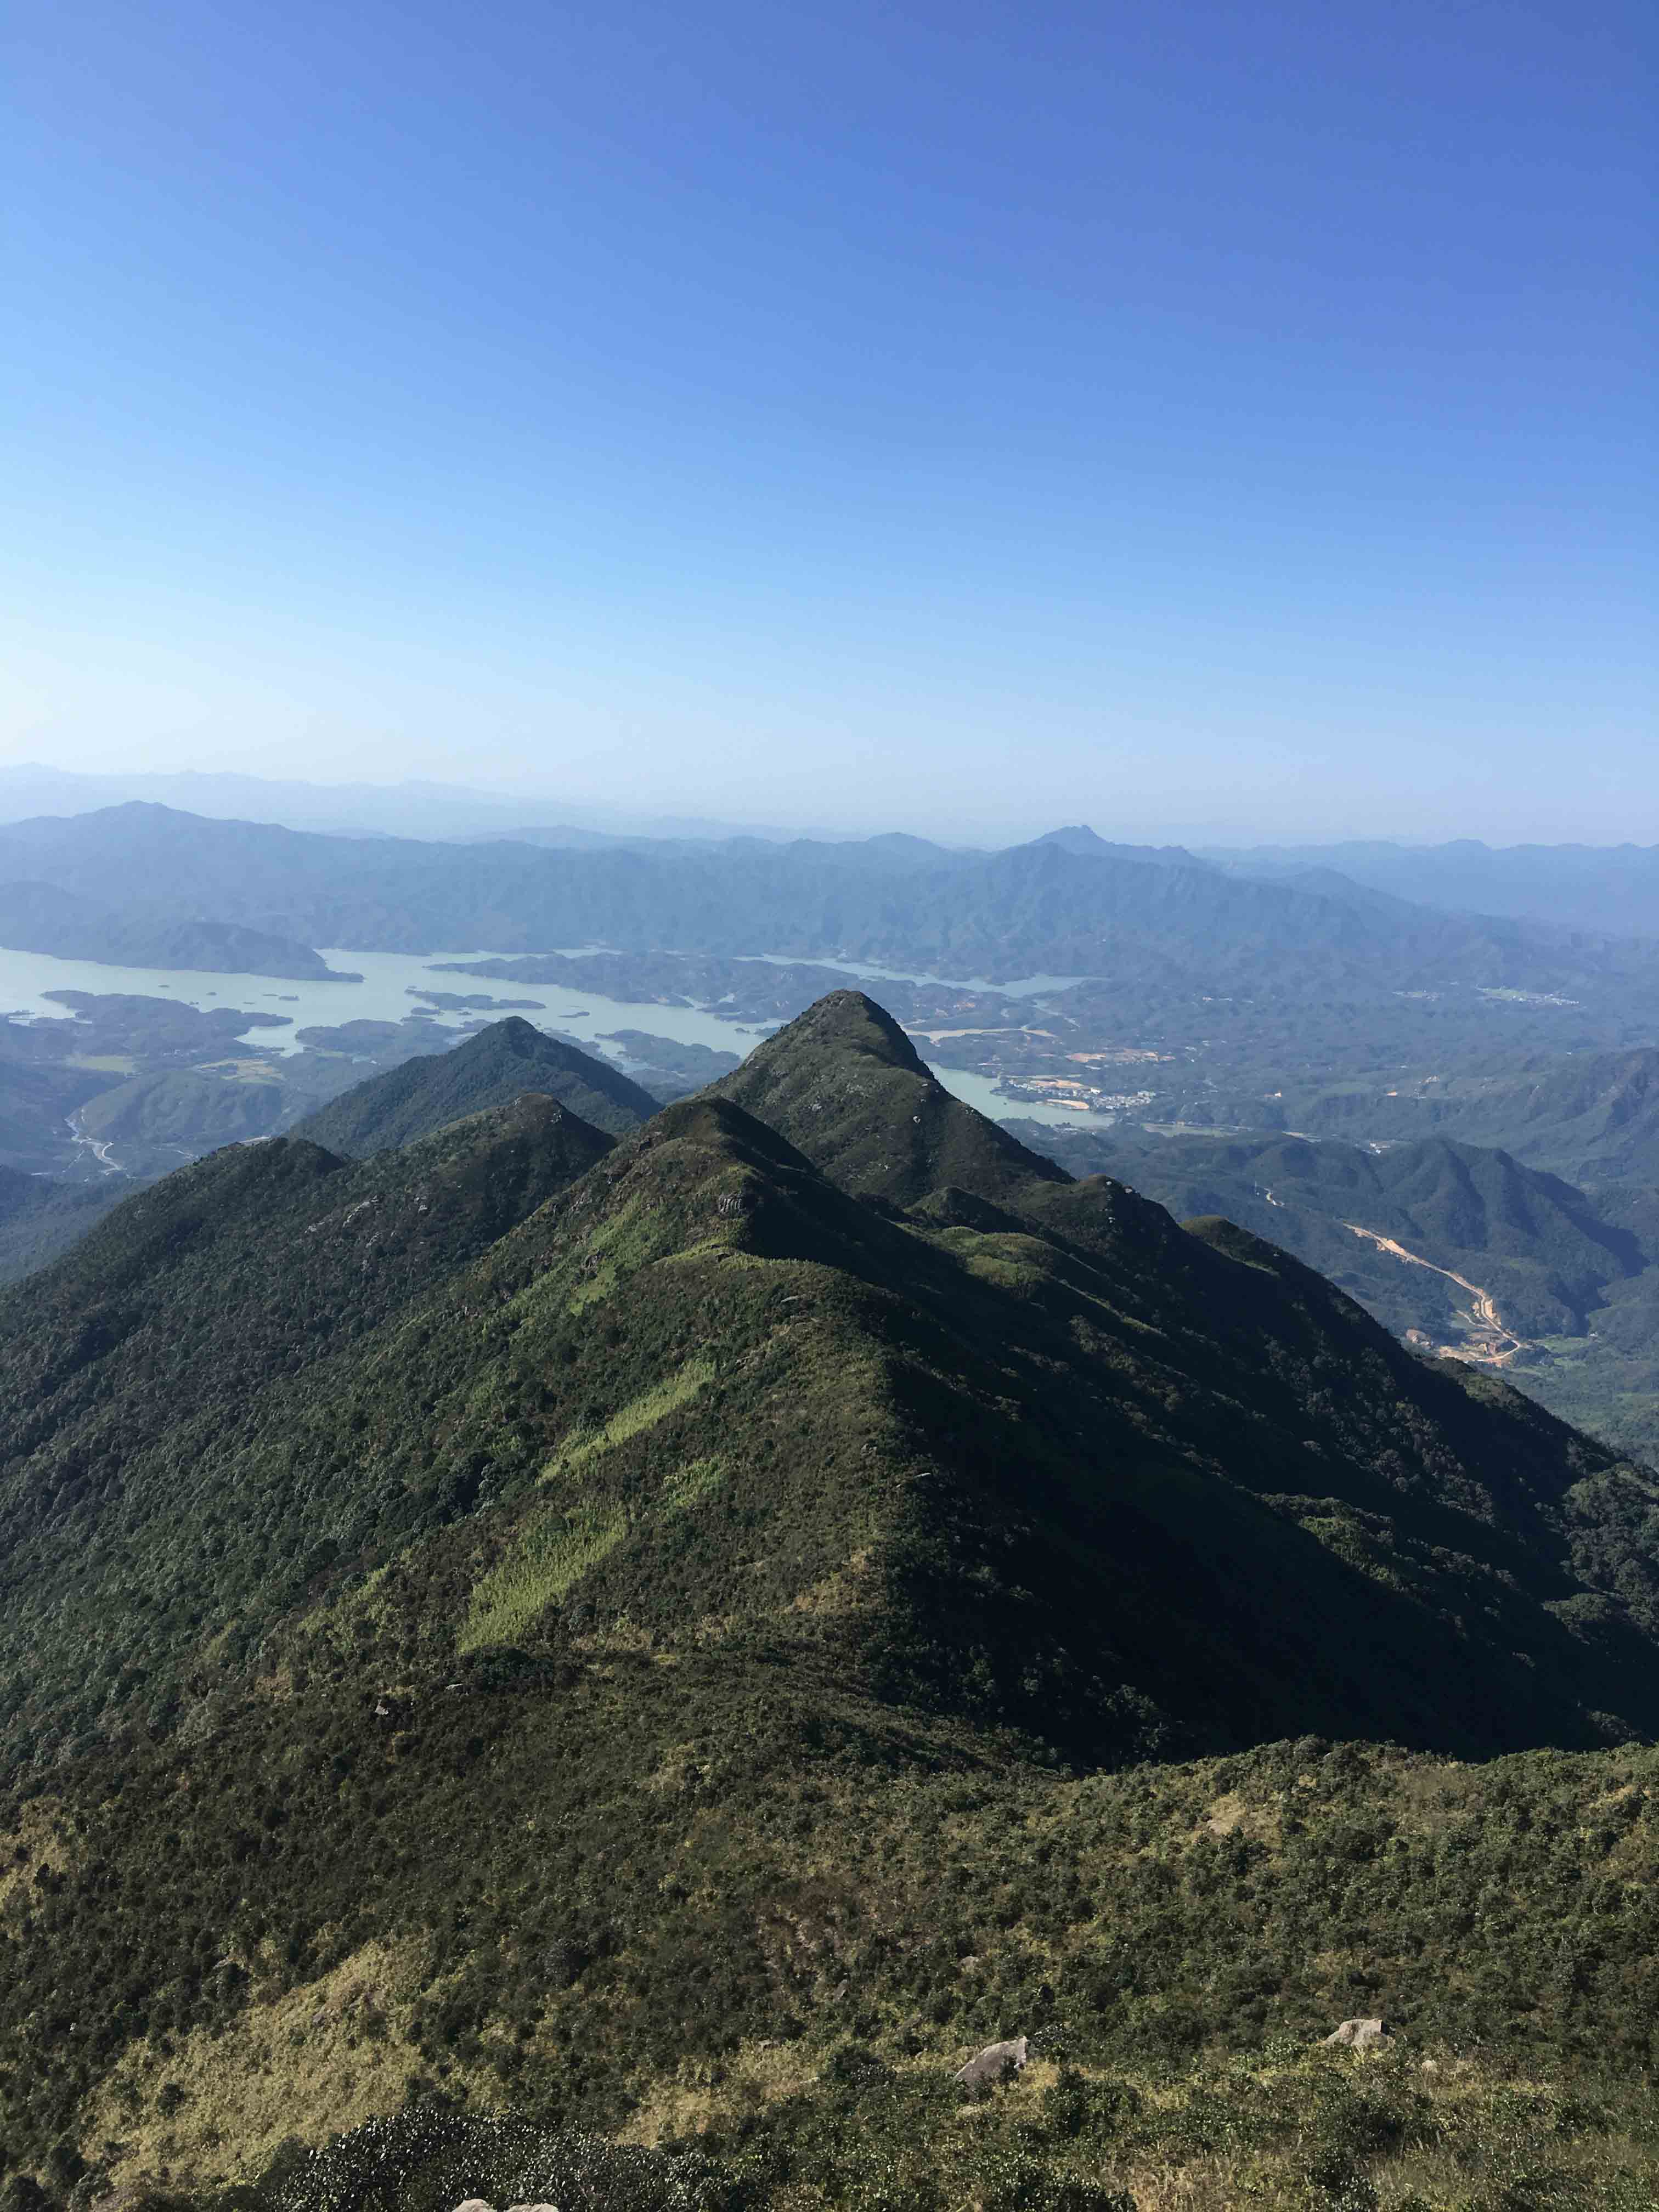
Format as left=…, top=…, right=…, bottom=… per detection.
left=0, top=943, right=1095, bottom=1127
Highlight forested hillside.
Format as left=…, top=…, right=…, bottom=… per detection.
left=292, top=1018, right=657, bottom=1152
left=0, top=803, right=1627, bottom=991
left=7, top=995, right=1659, bottom=2207
left=1013, top=1121, right=1659, bottom=1469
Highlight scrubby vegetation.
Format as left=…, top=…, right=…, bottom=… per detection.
left=8, top=993, right=1659, bottom=2205
left=12, top=1694, right=1659, bottom=2207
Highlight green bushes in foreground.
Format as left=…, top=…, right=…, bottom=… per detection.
left=61, top=2040, right=1659, bottom=2212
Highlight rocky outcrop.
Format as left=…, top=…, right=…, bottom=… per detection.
left=953, top=2034, right=1030, bottom=2090
left=452, top=2200, right=561, bottom=2211
left=1322, top=2017, right=1392, bottom=2049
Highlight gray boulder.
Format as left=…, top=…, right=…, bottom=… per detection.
left=1322, top=2017, right=1392, bottom=2049
left=953, top=2034, right=1030, bottom=2090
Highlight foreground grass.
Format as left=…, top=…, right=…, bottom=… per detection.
left=91, top=2039, right=1659, bottom=2210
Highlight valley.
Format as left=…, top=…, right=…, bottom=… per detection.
left=1339, top=1222, right=1523, bottom=1367
left=11, top=868, right=1659, bottom=1470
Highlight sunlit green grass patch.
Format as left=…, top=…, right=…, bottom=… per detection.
left=458, top=1504, right=628, bottom=1651
left=662, top=1456, right=727, bottom=1514
left=540, top=1358, right=717, bottom=1485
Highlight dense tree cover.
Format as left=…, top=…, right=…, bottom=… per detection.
left=1013, top=1124, right=1659, bottom=1472
left=10, top=992, right=1659, bottom=2202
left=0, top=1093, right=614, bottom=1768
left=291, top=1020, right=656, bottom=1152
left=78, top=1070, right=287, bottom=1151
left=0, top=877, right=350, bottom=980
left=0, top=1166, right=117, bottom=1284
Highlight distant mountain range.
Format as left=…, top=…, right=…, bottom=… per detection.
left=1213, top=838, right=1659, bottom=938
left=0, top=878, right=355, bottom=980
left=10, top=769, right=1657, bottom=934
left=0, top=802, right=1629, bottom=995
left=1288, top=1046, right=1659, bottom=1184
left=0, top=764, right=817, bottom=845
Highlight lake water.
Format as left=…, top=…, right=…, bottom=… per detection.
left=0, top=943, right=1096, bottom=1127
left=749, top=954, right=1095, bottom=998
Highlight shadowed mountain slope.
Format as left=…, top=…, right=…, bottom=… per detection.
left=1012, top=1117, right=1659, bottom=1471
left=0, top=1163, right=117, bottom=1285
left=1015, top=1126, right=1641, bottom=1340
left=5, top=997, right=1659, bottom=1782
left=292, top=1015, right=656, bottom=1150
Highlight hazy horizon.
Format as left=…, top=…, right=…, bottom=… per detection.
left=5, top=0, right=1650, bottom=844
left=9, top=757, right=1659, bottom=854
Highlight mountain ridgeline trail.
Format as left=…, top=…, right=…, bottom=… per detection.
left=8, top=992, right=1659, bottom=2203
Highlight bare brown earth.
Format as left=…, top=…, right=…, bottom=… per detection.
left=1342, top=1221, right=1524, bottom=1365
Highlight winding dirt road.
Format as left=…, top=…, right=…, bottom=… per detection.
left=1342, top=1222, right=1525, bottom=1367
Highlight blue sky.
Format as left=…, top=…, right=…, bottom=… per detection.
left=2, top=0, right=1651, bottom=840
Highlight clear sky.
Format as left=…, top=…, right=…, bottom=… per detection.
left=3, top=0, right=1652, bottom=842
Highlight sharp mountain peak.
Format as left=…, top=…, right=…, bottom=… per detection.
left=710, top=989, right=1071, bottom=1208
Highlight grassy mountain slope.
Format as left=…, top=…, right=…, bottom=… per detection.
left=10, top=995, right=1659, bottom=2200
left=0, top=1093, right=614, bottom=1768
left=291, top=1017, right=657, bottom=1150
left=18, top=1647, right=1659, bottom=2209
left=5, top=995, right=1659, bottom=1775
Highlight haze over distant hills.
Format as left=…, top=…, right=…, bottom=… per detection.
left=0, top=801, right=1626, bottom=996
left=0, top=764, right=821, bottom=845
left=0, top=878, right=356, bottom=980
left=1212, top=839, right=1659, bottom=938
left=10, top=770, right=1659, bottom=939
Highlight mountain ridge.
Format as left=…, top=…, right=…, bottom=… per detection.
left=290, top=1015, right=657, bottom=1151
left=11, top=992, right=1659, bottom=2199
left=0, top=801, right=1618, bottom=989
